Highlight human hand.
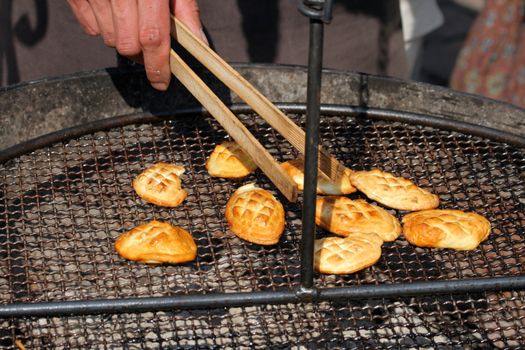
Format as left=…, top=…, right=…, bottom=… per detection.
left=67, top=0, right=207, bottom=91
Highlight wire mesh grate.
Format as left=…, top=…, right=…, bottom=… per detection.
left=0, top=109, right=524, bottom=348
left=1, top=291, right=524, bottom=349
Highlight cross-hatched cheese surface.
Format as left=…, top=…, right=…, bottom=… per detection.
left=402, top=209, right=491, bottom=251
left=133, top=162, right=187, bottom=207
left=314, top=233, right=383, bottom=274
left=315, top=196, right=401, bottom=242
left=206, top=141, right=257, bottom=178
left=115, top=220, right=197, bottom=264
left=350, top=169, right=439, bottom=211
left=225, top=184, right=285, bottom=245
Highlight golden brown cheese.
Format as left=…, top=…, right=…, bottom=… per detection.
left=206, top=141, right=258, bottom=178
left=314, top=233, right=383, bottom=274
left=281, top=158, right=356, bottom=195
left=115, top=220, right=197, bottom=264
left=133, top=162, right=187, bottom=207
left=315, top=196, right=401, bottom=242
left=225, top=183, right=285, bottom=245
left=350, top=169, right=439, bottom=211
left=402, top=209, right=491, bottom=251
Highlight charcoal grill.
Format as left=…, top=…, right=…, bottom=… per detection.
left=1, top=1, right=525, bottom=348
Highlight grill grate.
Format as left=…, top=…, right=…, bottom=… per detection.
left=1, top=109, right=524, bottom=348
left=1, top=291, right=525, bottom=348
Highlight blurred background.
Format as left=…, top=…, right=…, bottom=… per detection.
left=2, top=0, right=523, bottom=108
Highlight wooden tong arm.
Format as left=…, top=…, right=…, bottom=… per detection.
left=170, top=49, right=298, bottom=202
left=170, top=16, right=345, bottom=182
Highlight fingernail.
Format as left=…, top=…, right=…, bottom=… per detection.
left=151, top=82, right=168, bottom=91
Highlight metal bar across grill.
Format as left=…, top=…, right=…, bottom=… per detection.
left=1, top=104, right=524, bottom=348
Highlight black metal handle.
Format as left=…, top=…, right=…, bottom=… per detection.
left=298, top=0, right=334, bottom=289
left=298, top=0, right=334, bottom=23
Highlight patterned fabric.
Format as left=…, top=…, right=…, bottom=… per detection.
left=450, top=0, right=525, bottom=108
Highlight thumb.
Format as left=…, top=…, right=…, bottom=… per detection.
left=171, top=0, right=209, bottom=45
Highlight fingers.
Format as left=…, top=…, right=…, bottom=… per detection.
left=171, top=0, right=208, bottom=44
left=138, top=0, right=171, bottom=91
left=68, top=0, right=179, bottom=90
left=111, top=0, right=140, bottom=56
left=67, top=0, right=99, bottom=36
left=87, top=0, right=116, bottom=46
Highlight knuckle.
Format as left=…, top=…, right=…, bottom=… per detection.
left=116, top=38, right=140, bottom=56
left=139, top=27, right=163, bottom=48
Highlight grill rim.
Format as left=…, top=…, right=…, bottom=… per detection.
left=1, top=103, right=524, bottom=165
left=3, top=64, right=525, bottom=153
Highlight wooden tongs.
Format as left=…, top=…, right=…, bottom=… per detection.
left=169, top=16, right=346, bottom=202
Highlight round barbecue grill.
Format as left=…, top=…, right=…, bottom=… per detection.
left=1, top=3, right=525, bottom=349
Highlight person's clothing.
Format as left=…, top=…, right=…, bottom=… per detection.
left=450, top=1, right=525, bottom=108
left=399, top=0, right=444, bottom=77
left=1, top=1, right=409, bottom=88
left=199, top=0, right=408, bottom=78
left=417, top=0, right=479, bottom=87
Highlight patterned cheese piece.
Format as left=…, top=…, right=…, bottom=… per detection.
left=350, top=169, right=439, bottom=211
left=402, top=209, right=491, bottom=251
left=225, top=183, right=285, bottom=245
left=314, top=233, right=383, bottom=274
left=133, top=162, right=187, bottom=207
left=115, top=220, right=197, bottom=264
left=281, top=158, right=356, bottom=195
left=206, top=141, right=258, bottom=178
left=315, top=196, right=401, bottom=242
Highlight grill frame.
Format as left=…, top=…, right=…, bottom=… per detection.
left=1, top=103, right=524, bottom=319
left=2, top=29, right=525, bottom=343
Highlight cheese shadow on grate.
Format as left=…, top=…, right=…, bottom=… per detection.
left=1, top=112, right=524, bottom=305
